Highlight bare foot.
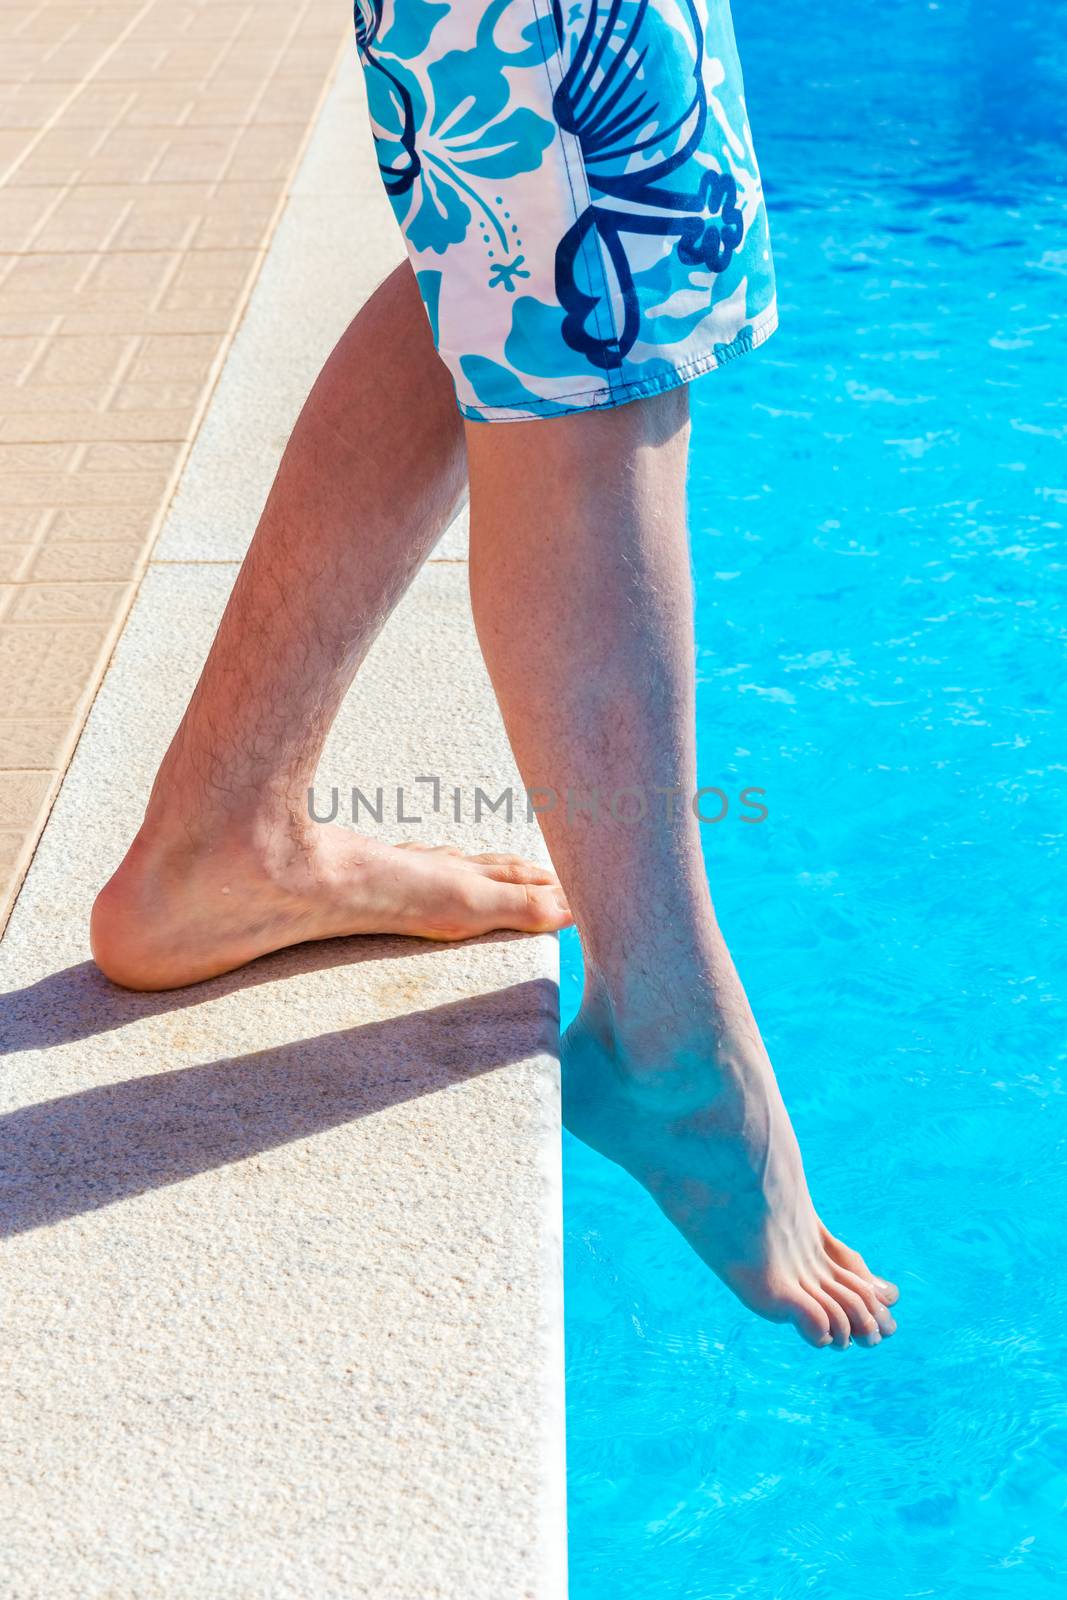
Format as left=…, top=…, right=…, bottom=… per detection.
left=91, top=821, right=572, bottom=991
left=562, top=954, right=899, bottom=1350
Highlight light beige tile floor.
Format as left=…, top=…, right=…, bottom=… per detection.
left=0, top=0, right=350, bottom=930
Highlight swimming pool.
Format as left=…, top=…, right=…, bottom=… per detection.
left=562, top=1, right=1067, bottom=1594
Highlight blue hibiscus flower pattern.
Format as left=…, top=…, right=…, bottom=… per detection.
left=353, top=0, right=776, bottom=420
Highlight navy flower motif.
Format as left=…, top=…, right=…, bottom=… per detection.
left=551, top=0, right=746, bottom=367
left=348, top=0, right=777, bottom=420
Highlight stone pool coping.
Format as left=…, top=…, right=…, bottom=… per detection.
left=0, top=56, right=568, bottom=1600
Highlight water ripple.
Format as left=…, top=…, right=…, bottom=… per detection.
left=565, top=0, right=1067, bottom=1594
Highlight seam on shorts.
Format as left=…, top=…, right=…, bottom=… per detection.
left=459, top=305, right=779, bottom=421
left=529, top=0, right=621, bottom=401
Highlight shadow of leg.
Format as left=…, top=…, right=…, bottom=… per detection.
left=1, top=977, right=558, bottom=1238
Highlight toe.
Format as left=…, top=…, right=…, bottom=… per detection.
left=471, top=851, right=541, bottom=869
left=804, top=1281, right=853, bottom=1349
left=832, top=1266, right=897, bottom=1336
left=394, top=841, right=463, bottom=856
left=475, top=879, right=571, bottom=934
left=782, top=1289, right=834, bottom=1349
left=528, top=884, right=572, bottom=929
left=821, top=1276, right=882, bottom=1347
left=820, top=1224, right=900, bottom=1307
left=471, top=858, right=559, bottom=887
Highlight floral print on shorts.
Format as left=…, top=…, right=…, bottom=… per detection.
left=353, top=0, right=777, bottom=421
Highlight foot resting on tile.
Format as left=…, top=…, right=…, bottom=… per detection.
left=91, top=822, right=571, bottom=991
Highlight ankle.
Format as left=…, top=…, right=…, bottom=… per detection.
left=142, top=729, right=321, bottom=866
left=576, top=952, right=763, bottom=1084
left=137, top=784, right=314, bottom=875
left=577, top=956, right=715, bottom=1058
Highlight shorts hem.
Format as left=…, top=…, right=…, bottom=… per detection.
left=457, top=307, right=780, bottom=424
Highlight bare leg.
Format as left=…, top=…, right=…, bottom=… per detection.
left=91, top=264, right=569, bottom=991
left=466, top=389, right=899, bottom=1350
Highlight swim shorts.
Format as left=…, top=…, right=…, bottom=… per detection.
left=353, top=0, right=777, bottom=421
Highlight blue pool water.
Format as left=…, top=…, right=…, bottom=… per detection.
left=563, top=2, right=1067, bottom=1595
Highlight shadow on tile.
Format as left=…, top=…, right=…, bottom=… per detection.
left=0, top=976, right=559, bottom=1238
left=0, top=927, right=544, bottom=1054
